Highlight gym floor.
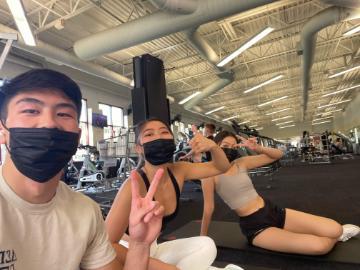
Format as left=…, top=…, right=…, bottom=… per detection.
left=160, top=157, right=360, bottom=270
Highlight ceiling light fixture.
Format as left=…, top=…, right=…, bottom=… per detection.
left=223, top=115, right=239, bottom=122
left=312, top=120, right=331, bottom=126
left=315, top=108, right=343, bottom=116
left=205, top=106, right=225, bottom=115
left=312, top=116, right=333, bottom=122
left=257, top=127, right=264, bottom=131
left=265, top=107, right=291, bottom=115
left=217, top=27, right=274, bottom=67
left=315, top=112, right=332, bottom=116
left=6, top=0, right=36, bottom=46
left=321, top=84, right=360, bottom=97
left=318, top=99, right=351, bottom=109
left=343, top=25, right=360, bottom=36
left=178, top=91, right=201, bottom=105
left=258, top=96, right=288, bottom=107
left=271, top=115, right=292, bottom=122
left=279, top=124, right=295, bottom=129
left=238, top=120, right=250, bottom=125
left=328, top=65, right=360, bottom=78
left=244, top=74, right=284, bottom=94
left=276, top=120, right=294, bottom=126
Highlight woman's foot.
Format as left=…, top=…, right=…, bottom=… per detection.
left=338, top=224, right=360, bottom=242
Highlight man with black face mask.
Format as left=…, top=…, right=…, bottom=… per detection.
left=0, top=69, right=165, bottom=270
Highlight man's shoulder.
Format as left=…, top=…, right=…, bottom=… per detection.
left=57, top=182, right=100, bottom=212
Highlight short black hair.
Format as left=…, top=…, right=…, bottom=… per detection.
left=0, top=69, right=82, bottom=121
left=205, top=123, right=216, bottom=133
left=214, top=130, right=238, bottom=145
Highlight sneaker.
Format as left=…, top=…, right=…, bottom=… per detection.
left=338, top=224, right=360, bottom=242
left=224, top=264, right=244, bottom=270
left=208, top=265, right=244, bottom=270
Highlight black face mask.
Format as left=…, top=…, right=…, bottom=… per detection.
left=143, top=139, right=176, bottom=166
left=7, top=128, right=79, bottom=183
left=222, top=147, right=239, bottom=162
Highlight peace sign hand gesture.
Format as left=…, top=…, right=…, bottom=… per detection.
left=129, top=169, right=165, bottom=244
left=236, top=136, right=262, bottom=152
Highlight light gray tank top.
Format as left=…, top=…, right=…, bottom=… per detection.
left=215, top=164, right=259, bottom=210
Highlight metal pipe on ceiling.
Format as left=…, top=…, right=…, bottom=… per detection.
left=73, top=0, right=278, bottom=60
left=184, top=72, right=234, bottom=110
left=183, top=27, right=221, bottom=70
left=299, top=6, right=359, bottom=120
left=182, top=27, right=234, bottom=109
left=320, top=0, right=360, bottom=8
left=0, top=24, right=132, bottom=88
left=149, top=0, right=198, bottom=14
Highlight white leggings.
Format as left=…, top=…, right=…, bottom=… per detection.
left=121, top=236, right=217, bottom=270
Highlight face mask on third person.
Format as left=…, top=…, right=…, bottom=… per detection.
left=222, top=147, right=239, bottom=162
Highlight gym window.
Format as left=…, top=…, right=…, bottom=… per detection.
left=98, top=103, right=125, bottom=140
left=79, top=99, right=89, bottom=145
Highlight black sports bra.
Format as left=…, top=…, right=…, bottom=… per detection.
left=137, top=168, right=180, bottom=230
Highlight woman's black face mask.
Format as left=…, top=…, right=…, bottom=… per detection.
left=222, top=147, right=239, bottom=162
left=7, top=127, right=79, bottom=183
left=142, top=138, right=176, bottom=165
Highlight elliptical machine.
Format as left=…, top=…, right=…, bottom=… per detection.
left=76, top=145, right=105, bottom=189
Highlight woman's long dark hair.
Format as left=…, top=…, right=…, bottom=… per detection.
left=134, top=118, right=174, bottom=169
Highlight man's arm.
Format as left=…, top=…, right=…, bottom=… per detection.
left=87, top=258, right=123, bottom=270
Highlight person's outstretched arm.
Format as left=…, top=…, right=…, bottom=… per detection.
left=200, top=177, right=215, bottom=236
left=235, top=136, right=284, bottom=170
left=178, top=127, right=230, bottom=180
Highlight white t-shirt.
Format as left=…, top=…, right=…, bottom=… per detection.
left=0, top=169, right=116, bottom=270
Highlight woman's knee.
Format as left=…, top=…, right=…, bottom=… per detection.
left=197, top=236, right=217, bottom=257
left=308, top=238, right=335, bottom=255
left=326, top=220, right=343, bottom=239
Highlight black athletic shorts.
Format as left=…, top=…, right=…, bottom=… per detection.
left=238, top=199, right=286, bottom=245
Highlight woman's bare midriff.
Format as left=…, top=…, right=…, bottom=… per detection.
left=234, top=195, right=265, bottom=217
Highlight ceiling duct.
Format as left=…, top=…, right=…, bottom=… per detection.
left=149, top=0, right=198, bottom=14
left=299, top=6, right=360, bottom=120
left=183, top=27, right=234, bottom=109
left=0, top=24, right=132, bottom=88
left=74, top=0, right=278, bottom=60
left=184, top=73, right=234, bottom=110
left=320, top=0, right=360, bottom=8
